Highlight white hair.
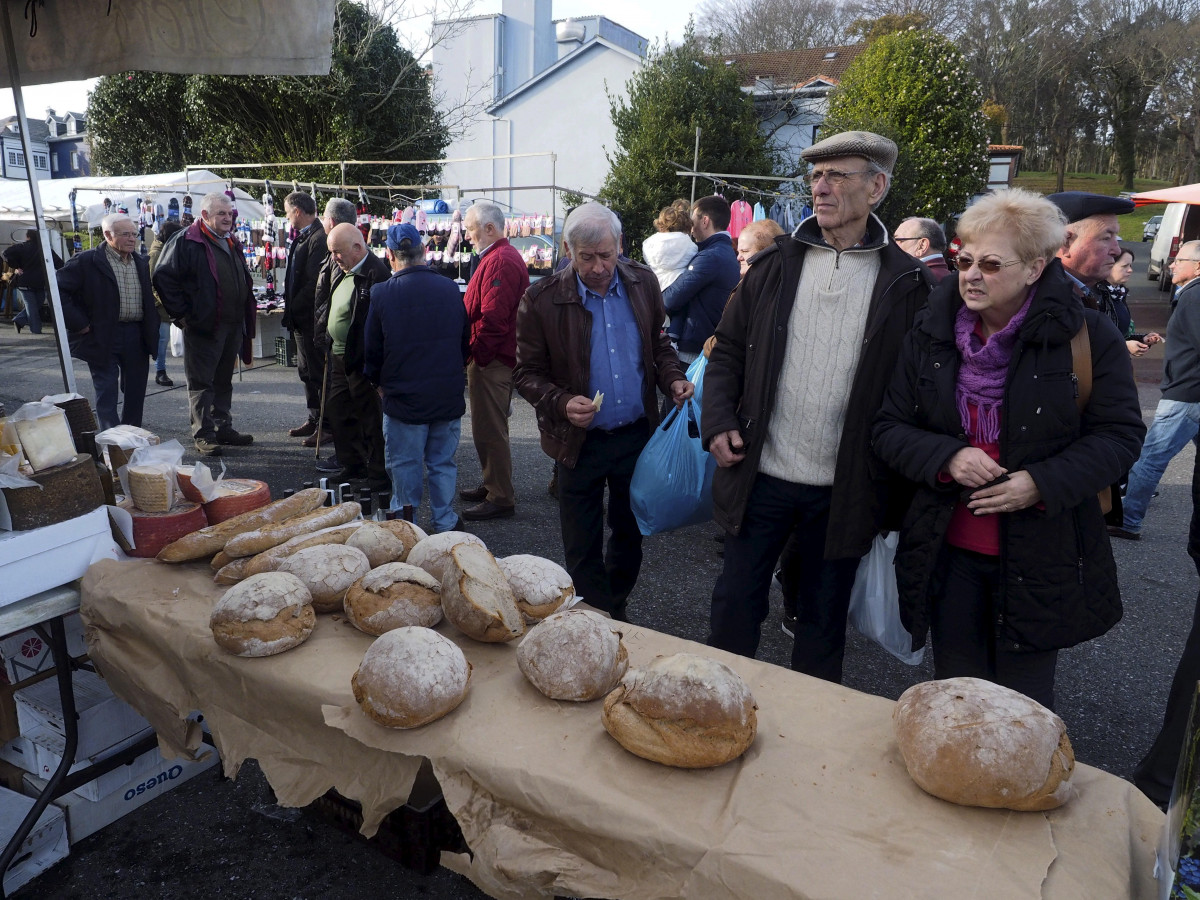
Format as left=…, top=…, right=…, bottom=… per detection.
left=466, top=201, right=504, bottom=231
left=101, top=213, right=133, bottom=234
left=563, top=202, right=621, bottom=255
left=200, top=191, right=232, bottom=214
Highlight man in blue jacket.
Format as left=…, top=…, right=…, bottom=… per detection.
left=364, top=223, right=470, bottom=532
left=662, top=195, right=740, bottom=364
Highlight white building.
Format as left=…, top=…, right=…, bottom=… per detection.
left=0, top=116, right=52, bottom=182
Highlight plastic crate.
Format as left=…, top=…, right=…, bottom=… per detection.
left=274, top=335, right=297, bottom=367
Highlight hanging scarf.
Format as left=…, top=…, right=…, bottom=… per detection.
left=954, top=287, right=1035, bottom=444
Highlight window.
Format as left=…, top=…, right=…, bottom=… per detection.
left=50, top=154, right=58, bottom=173
left=7, top=150, right=23, bottom=167
left=70, top=150, right=78, bottom=169
left=32, top=153, right=47, bottom=169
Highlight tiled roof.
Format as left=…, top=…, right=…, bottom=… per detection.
left=0, top=116, right=50, bottom=142
left=989, top=145, right=1024, bottom=152
left=721, top=44, right=866, bottom=89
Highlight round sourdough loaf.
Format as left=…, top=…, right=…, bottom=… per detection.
left=377, top=519, right=427, bottom=558
left=517, top=609, right=627, bottom=700
left=279, top=544, right=371, bottom=613
left=346, top=522, right=408, bottom=568
left=344, top=562, right=443, bottom=635
left=406, top=531, right=485, bottom=582
left=498, top=554, right=575, bottom=623
left=352, top=627, right=471, bottom=728
left=601, top=653, right=758, bottom=768
left=440, top=542, right=524, bottom=643
left=893, top=677, right=1075, bottom=811
left=210, top=572, right=315, bottom=657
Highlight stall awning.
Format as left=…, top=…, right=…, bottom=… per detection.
left=1131, top=183, right=1200, bottom=206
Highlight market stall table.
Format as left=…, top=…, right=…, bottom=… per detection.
left=80, top=558, right=1164, bottom=900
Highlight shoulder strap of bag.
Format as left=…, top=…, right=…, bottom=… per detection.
left=1070, top=320, right=1092, bottom=413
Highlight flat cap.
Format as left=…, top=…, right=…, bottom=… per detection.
left=1047, top=191, right=1134, bottom=223
left=386, top=222, right=422, bottom=251
left=802, top=130, right=898, bottom=174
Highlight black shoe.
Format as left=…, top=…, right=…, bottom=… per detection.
left=155, top=372, right=174, bottom=387
left=289, top=419, right=317, bottom=438
left=436, top=517, right=466, bottom=534
left=459, top=484, right=488, bottom=502
left=14, top=321, right=23, bottom=334
left=215, top=428, right=253, bottom=446
left=315, top=455, right=342, bottom=474
left=461, top=500, right=516, bottom=521
left=327, top=467, right=367, bottom=483
left=195, top=438, right=222, bottom=456
left=1107, top=525, right=1141, bottom=541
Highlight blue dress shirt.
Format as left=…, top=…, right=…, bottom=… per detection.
left=576, top=270, right=645, bottom=430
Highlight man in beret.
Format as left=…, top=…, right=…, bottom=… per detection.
left=1048, top=191, right=1134, bottom=297
left=702, top=130, right=935, bottom=683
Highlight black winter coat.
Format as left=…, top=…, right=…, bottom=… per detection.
left=871, top=262, right=1146, bottom=653
left=57, top=247, right=158, bottom=368
left=282, top=220, right=327, bottom=333
left=313, top=251, right=392, bottom=374
left=701, top=214, right=934, bottom=559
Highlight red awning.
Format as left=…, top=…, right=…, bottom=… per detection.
left=1131, top=183, right=1200, bottom=206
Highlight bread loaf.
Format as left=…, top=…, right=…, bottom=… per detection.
left=157, top=488, right=326, bottom=562
left=893, top=677, right=1074, bottom=811
left=241, top=524, right=361, bottom=577
left=211, top=549, right=233, bottom=571
left=210, top=572, right=315, bottom=657
left=517, top=609, right=627, bottom=701
left=344, top=562, right=442, bottom=635
left=440, top=542, right=523, bottom=643
left=351, top=627, right=471, bottom=728
left=346, top=522, right=408, bottom=568
left=406, top=531, right=485, bottom=583
left=498, top=554, right=574, bottom=623
left=214, top=556, right=252, bottom=585
left=377, top=518, right=428, bottom=555
left=223, top=501, right=361, bottom=558
left=278, top=544, right=371, bottom=613
left=601, top=654, right=758, bottom=768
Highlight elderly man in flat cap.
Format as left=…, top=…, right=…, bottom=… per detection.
left=1048, top=191, right=1134, bottom=298
left=702, top=130, right=935, bottom=683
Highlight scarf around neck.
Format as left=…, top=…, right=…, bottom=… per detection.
left=954, top=287, right=1035, bottom=443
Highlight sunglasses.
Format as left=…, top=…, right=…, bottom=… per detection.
left=957, top=254, right=1022, bottom=275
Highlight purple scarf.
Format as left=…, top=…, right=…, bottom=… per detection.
left=954, top=289, right=1035, bottom=444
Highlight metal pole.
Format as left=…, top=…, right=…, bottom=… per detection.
left=691, top=127, right=701, bottom=205
left=1, top=2, right=75, bottom=393
left=551, top=153, right=557, bottom=250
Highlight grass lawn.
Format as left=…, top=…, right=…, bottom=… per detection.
left=1013, top=170, right=1177, bottom=243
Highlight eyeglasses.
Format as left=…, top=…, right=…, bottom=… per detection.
left=808, top=169, right=870, bottom=186
left=893, top=237, right=921, bottom=243
left=956, top=254, right=1023, bottom=275
left=1171, top=257, right=1200, bottom=264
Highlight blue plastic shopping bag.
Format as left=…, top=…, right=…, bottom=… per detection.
left=630, top=397, right=716, bottom=536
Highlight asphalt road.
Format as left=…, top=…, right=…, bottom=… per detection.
left=2, top=242, right=1192, bottom=899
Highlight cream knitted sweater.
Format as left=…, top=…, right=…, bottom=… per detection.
left=757, top=245, right=880, bottom=486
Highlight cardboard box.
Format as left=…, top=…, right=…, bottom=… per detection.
left=0, top=668, right=55, bottom=743
left=0, top=732, right=34, bottom=769
left=0, top=784, right=69, bottom=895
left=24, top=723, right=156, bottom=801
left=0, top=611, right=87, bottom=682
left=0, top=505, right=120, bottom=605
left=15, top=668, right=150, bottom=760
left=23, top=746, right=218, bottom=843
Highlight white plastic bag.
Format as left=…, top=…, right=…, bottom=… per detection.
left=169, top=323, right=184, bottom=357
left=847, top=532, right=925, bottom=666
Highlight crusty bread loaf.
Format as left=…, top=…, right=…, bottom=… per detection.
left=440, top=542, right=523, bottom=643
left=214, top=556, right=251, bottom=585
left=278, top=544, right=371, bottom=614
left=352, top=627, right=471, bottom=728
left=893, top=677, right=1075, bottom=811
left=346, top=522, right=408, bottom=568
left=498, top=554, right=575, bottom=623
left=601, top=654, right=758, bottom=768
left=242, top=524, right=361, bottom=577
left=211, top=549, right=233, bottom=572
left=223, top=501, right=361, bottom=558
left=344, top=562, right=443, bottom=635
left=377, top=519, right=427, bottom=556
left=517, top=609, right=627, bottom=701
left=157, top=488, right=326, bottom=562
left=210, top=572, right=315, bottom=657
left=406, top=531, right=485, bottom=583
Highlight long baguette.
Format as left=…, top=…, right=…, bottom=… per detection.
left=224, top=502, right=362, bottom=558
left=211, top=550, right=233, bottom=571
left=157, top=488, right=327, bottom=563
left=242, top=523, right=362, bottom=577
left=213, top=556, right=252, bottom=585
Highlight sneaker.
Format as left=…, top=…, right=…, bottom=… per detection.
left=315, top=454, right=342, bottom=474
left=155, top=372, right=173, bottom=387
left=195, top=438, right=222, bottom=456
left=215, top=428, right=253, bottom=446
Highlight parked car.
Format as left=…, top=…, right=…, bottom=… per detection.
left=1143, top=215, right=1163, bottom=242
left=1148, top=202, right=1200, bottom=291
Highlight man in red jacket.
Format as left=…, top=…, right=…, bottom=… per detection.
left=459, top=201, right=530, bottom=520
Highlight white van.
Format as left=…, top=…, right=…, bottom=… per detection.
left=1148, top=202, right=1200, bottom=291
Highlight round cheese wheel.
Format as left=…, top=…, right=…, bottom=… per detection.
left=517, top=609, right=627, bottom=701
left=344, top=562, right=443, bottom=635
left=352, top=627, right=471, bottom=728
left=406, top=531, right=485, bottom=583
left=498, top=554, right=575, bottom=623
left=278, top=544, right=371, bottom=613
left=210, top=571, right=315, bottom=657
left=175, top=465, right=205, bottom=503
left=201, top=479, right=271, bottom=524
left=119, top=499, right=208, bottom=559
left=601, top=654, right=758, bottom=768
left=893, top=677, right=1075, bottom=811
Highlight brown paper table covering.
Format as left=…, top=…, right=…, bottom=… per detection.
left=80, top=558, right=1163, bottom=900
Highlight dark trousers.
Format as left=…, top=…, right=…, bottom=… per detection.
left=932, top=547, right=1059, bottom=710
left=557, top=420, right=649, bottom=622
left=89, top=321, right=150, bottom=430
left=708, top=474, right=860, bottom=682
left=327, top=351, right=386, bottom=486
left=183, top=317, right=243, bottom=440
left=294, top=326, right=328, bottom=423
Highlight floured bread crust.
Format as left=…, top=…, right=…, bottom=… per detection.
left=279, top=544, right=371, bottom=613
left=210, top=571, right=315, bottom=657
left=517, top=609, right=627, bottom=701
left=352, top=627, right=471, bottom=728
left=601, top=653, right=758, bottom=768
left=344, top=562, right=443, bottom=635
left=406, top=531, right=485, bottom=583
left=346, top=523, right=409, bottom=568
left=377, top=519, right=428, bottom=557
left=440, top=542, right=524, bottom=643
left=498, top=554, right=575, bottom=623
left=893, top=677, right=1075, bottom=811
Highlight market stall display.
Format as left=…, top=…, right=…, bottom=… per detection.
left=351, top=627, right=471, bottom=729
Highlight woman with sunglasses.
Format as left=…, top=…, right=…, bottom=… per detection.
left=872, top=188, right=1145, bottom=709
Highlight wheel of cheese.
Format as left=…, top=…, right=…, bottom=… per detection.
left=517, top=609, right=627, bottom=701
left=119, top=499, right=208, bottom=559
left=175, top=465, right=205, bottom=503
left=352, top=627, right=471, bottom=728
left=201, top=479, right=271, bottom=524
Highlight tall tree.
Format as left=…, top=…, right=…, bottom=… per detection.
left=695, top=0, right=858, bottom=53
left=87, top=73, right=191, bottom=176
left=820, top=29, right=989, bottom=225
left=599, top=27, right=778, bottom=252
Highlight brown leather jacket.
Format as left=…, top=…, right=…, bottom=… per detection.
left=514, top=259, right=687, bottom=469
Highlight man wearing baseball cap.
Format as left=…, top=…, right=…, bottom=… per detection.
left=702, top=130, right=935, bottom=682
left=1047, top=191, right=1135, bottom=298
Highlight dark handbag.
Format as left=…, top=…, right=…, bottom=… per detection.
left=1069, top=321, right=1114, bottom=515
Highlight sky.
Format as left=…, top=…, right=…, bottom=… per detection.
left=0, top=1, right=702, bottom=120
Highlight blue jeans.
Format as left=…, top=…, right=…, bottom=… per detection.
left=13, top=287, right=43, bottom=333
left=383, top=415, right=460, bottom=533
left=156, top=322, right=168, bottom=374
left=1122, top=398, right=1200, bottom=531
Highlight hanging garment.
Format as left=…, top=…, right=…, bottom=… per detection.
left=729, top=199, right=754, bottom=239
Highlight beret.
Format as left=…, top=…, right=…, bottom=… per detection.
left=386, top=222, right=422, bottom=250
left=1046, top=191, right=1134, bottom=223
left=802, top=130, right=898, bottom=174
